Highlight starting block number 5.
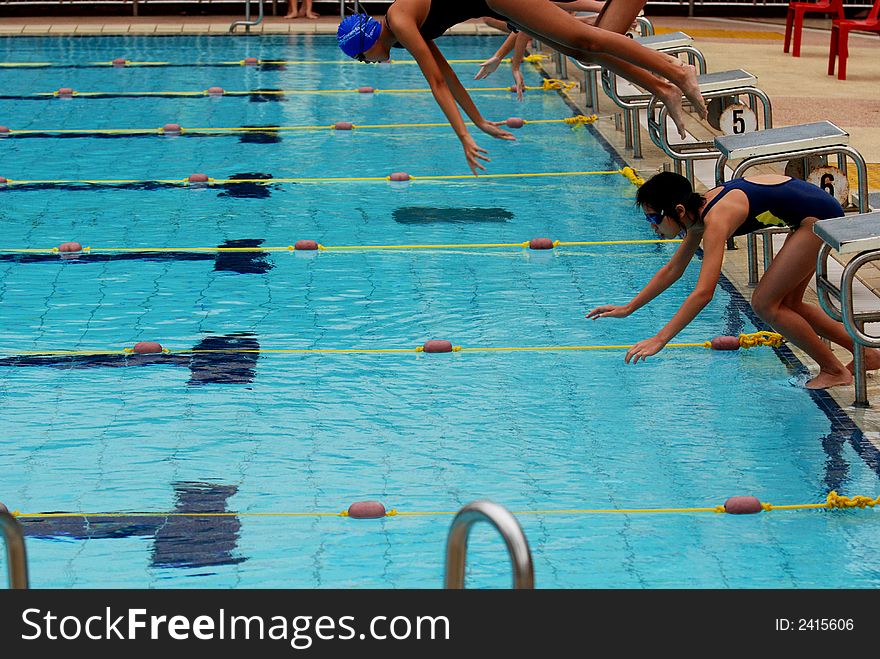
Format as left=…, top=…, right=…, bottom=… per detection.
left=720, top=104, right=758, bottom=136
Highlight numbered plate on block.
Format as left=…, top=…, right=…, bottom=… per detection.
left=807, top=165, right=849, bottom=207
left=720, top=104, right=757, bottom=136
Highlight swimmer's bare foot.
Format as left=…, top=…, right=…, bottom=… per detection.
left=656, top=84, right=688, bottom=140
left=297, top=10, right=319, bottom=18
left=672, top=61, right=707, bottom=120
left=805, top=368, right=853, bottom=390
left=846, top=347, right=880, bottom=374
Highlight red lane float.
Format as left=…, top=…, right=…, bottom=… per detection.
left=334, top=121, right=354, bottom=130
left=243, top=57, right=259, bottom=66
left=112, top=58, right=127, bottom=68
left=347, top=501, right=386, bottom=519
left=207, top=86, right=225, bottom=97
left=422, top=340, right=453, bottom=353
left=724, top=496, right=763, bottom=515
left=56, top=88, right=74, bottom=98
left=162, top=123, right=182, bottom=135
left=710, top=336, right=741, bottom=351
left=358, top=86, right=374, bottom=94
left=294, top=240, right=319, bottom=251
left=0, top=126, right=10, bottom=136
left=529, top=237, right=555, bottom=250
left=188, top=173, right=210, bottom=184
left=389, top=172, right=410, bottom=182
left=132, top=341, right=163, bottom=354
left=58, top=242, right=82, bottom=253
left=505, top=117, right=525, bottom=129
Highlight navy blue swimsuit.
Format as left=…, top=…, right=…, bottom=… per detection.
left=390, top=0, right=580, bottom=46
left=391, top=0, right=506, bottom=46
left=700, top=177, right=845, bottom=237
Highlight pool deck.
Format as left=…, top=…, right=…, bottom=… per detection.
left=2, top=11, right=880, bottom=439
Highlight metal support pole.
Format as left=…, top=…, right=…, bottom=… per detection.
left=1, top=512, right=29, bottom=589
left=445, top=501, right=534, bottom=589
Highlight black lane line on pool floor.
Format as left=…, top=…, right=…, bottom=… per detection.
left=20, top=482, right=245, bottom=570
left=0, top=175, right=277, bottom=196
left=0, top=239, right=274, bottom=274
left=0, top=332, right=261, bottom=386
left=716, top=271, right=880, bottom=486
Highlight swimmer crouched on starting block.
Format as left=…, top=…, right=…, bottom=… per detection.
left=587, top=172, right=880, bottom=390
left=337, top=0, right=706, bottom=175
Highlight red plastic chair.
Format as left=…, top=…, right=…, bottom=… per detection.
left=784, top=0, right=845, bottom=57
left=828, top=0, right=880, bottom=80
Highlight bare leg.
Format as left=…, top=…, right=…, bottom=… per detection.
left=487, top=0, right=707, bottom=118
left=284, top=1, right=298, bottom=19
left=533, top=35, right=693, bottom=138
left=297, top=0, right=318, bottom=18
left=751, top=221, right=852, bottom=389
left=781, top=269, right=880, bottom=373
left=594, top=0, right=648, bottom=33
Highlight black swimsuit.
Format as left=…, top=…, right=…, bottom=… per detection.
left=391, top=0, right=506, bottom=46
left=700, top=177, right=845, bottom=237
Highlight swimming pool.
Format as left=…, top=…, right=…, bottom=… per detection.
left=1, top=34, right=878, bottom=589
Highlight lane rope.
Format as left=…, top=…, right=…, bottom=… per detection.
left=9, top=492, right=877, bottom=519
left=0, top=332, right=784, bottom=357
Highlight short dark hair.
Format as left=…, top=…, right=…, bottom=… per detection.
left=636, top=172, right=704, bottom=218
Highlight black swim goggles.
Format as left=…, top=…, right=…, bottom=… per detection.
left=644, top=211, right=664, bottom=225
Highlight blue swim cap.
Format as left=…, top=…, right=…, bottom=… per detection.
left=337, top=14, right=382, bottom=59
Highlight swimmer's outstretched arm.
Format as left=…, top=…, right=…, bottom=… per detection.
left=394, top=15, right=513, bottom=174
left=624, top=223, right=728, bottom=364
left=428, top=41, right=517, bottom=142
left=475, top=32, right=518, bottom=80
left=586, top=229, right=702, bottom=322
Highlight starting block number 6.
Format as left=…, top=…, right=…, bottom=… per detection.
left=720, top=104, right=758, bottom=136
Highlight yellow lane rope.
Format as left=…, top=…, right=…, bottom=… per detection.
left=0, top=333, right=784, bottom=357
left=3, top=115, right=598, bottom=136
left=35, top=83, right=568, bottom=98
left=0, top=57, right=540, bottom=68
left=0, top=168, right=636, bottom=186
left=8, top=492, right=877, bottom=520
left=0, top=238, right=681, bottom=254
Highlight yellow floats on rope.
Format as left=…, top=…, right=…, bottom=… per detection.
left=34, top=85, right=567, bottom=98
left=0, top=166, right=640, bottom=187
left=9, top=492, right=878, bottom=520
left=0, top=57, right=534, bottom=68
left=1, top=333, right=784, bottom=358
left=0, top=237, right=681, bottom=255
left=2, top=115, right=599, bottom=136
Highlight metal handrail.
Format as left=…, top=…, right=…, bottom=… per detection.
left=444, top=500, right=534, bottom=589
left=229, top=0, right=264, bottom=33
left=1, top=511, right=29, bottom=589
left=816, top=246, right=880, bottom=407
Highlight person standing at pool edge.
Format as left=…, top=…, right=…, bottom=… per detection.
left=337, top=0, right=706, bottom=175
left=587, top=172, right=880, bottom=390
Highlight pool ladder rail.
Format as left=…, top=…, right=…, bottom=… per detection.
left=445, top=501, right=535, bottom=589
left=229, top=0, right=265, bottom=33
left=1, top=511, right=29, bottom=589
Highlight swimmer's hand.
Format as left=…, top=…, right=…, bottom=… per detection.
left=475, top=55, right=502, bottom=80
left=586, top=304, right=632, bottom=320
left=624, top=336, right=666, bottom=364
left=462, top=135, right=490, bottom=176
left=477, top=120, right=516, bottom=141
left=511, top=69, right=525, bottom=101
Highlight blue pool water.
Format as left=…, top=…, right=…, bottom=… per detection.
left=0, top=35, right=878, bottom=589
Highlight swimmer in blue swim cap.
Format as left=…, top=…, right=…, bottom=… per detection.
left=337, top=0, right=705, bottom=176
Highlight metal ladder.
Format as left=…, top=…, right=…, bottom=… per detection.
left=230, top=0, right=266, bottom=33
left=1, top=511, right=29, bottom=589
left=814, top=211, right=880, bottom=407
left=444, top=501, right=534, bottom=589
